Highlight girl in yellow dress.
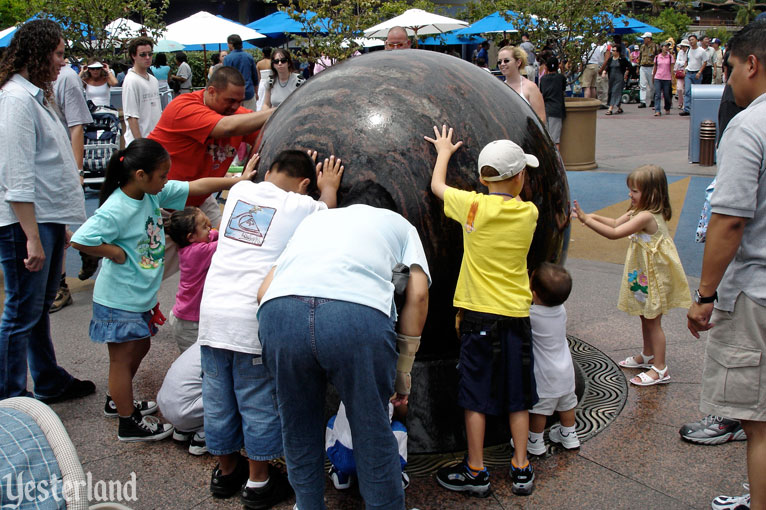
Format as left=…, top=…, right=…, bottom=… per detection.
left=572, top=165, right=691, bottom=386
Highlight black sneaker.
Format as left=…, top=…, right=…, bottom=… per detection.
left=679, top=415, right=746, bottom=445
left=679, top=111, right=690, bottom=116
left=240, top=465, right=293, bottom=510
left=38, top=378, right=96, bottom=404
left=435, top=458, right=490, bottom=497
left=189, top=432, right=208, bottom=456
left=638, top=102, right=647, bottom=108
left=211, top=455, right=249, bottom=498
left=117, top=409, right=174, bottom=442
left=510, top=461, right=535, bottom=495
left=104, top=394, right=158, bottom=418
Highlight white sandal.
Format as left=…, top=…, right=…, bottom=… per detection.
left=630, top=365, right=670, bottom=386
left=618, top=352, right=654, bottom=369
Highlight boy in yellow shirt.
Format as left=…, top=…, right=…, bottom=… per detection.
left=425, top=125, right=539, bottom=497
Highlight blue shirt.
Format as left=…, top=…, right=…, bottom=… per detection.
left=72, top=180, right=189, bottom=312
left=150, top=65, right=171, bottom=81
left=223, top=49, right=257, bottom=100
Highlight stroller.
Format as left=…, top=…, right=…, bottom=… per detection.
left=82, top=103, right=122, bottom=189
left=621, top=76, right=640, bottom=104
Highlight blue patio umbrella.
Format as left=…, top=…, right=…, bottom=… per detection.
left=1, top=14, right=111, bottom=48
left=604, top=13, right=662, bottom=35
left=419, top=31, right=485, bottom=46
left=456, top=11, right=533, bottom=36
left=247, top=10, right=329, bottom=38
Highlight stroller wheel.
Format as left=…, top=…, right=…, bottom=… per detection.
left=621, top=93, right=631, bottom=104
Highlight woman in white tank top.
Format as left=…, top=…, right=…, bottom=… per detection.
left=497, top=46, right=546, bottom=123
left=79, top=58, right=118, bottom=106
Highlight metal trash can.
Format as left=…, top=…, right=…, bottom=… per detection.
left=699, top=120, right=716, bottom=166
left=688, top=84, right=724, bottom=163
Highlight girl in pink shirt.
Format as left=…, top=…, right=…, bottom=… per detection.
left=652, top=42, right=675, bottom=116
left=166, top=207, right=218, bottom=352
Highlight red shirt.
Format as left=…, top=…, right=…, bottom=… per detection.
left=149, top=90, right=258, bottom=207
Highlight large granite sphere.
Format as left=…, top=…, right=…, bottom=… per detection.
left=256, top=49, right=570, bottom=359
left=255, top=50, right=571, bottom=452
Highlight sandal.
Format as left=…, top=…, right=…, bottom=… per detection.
left=654, top=112, right=660, bottom=116
left=630, top=365, right=670, bottom=387
left=605, top=110, right=613, bottom=115
left=617, top=107, right=624, bottom=114
left=618, top=352, right=654, bottom=369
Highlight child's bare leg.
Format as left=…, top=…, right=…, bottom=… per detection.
left=249, top=459, right=269, bottom=482
left=529, top=413, right=547, bottom=434
left=465, top=410, right=486, bottom=469
left=107, top=338, right=149, bottom=416
left=638, top=315, right=666, bottom=380
left=509, top=410, right=530, bottom=467
left=559, top=408, right=576, bottom=428
left=218, top=453, right=242, bottom=475
left=129, top=338, right=151, bottom=378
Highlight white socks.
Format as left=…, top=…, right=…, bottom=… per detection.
left=246, top=478, right=269, bottom=489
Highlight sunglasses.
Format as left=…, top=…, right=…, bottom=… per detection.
left=387, top=42, right=407, bottom=48
left=138, top=52, right=153, bottom=57
left=497, top=58, right=512, bottom=66
left=273, top=58, right=289, bottom=64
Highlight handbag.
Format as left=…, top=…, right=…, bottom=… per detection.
left=675, top=69, right=685, bottom=79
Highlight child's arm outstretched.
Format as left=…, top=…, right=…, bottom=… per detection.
left=424, top=124, right=463, bottom=201
left=572, top=199, right=655, bottom=240
left=315, top=155, right=344, bottom=208
left=187, top=153, right=260, bottom=196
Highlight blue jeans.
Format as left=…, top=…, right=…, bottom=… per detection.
left=654, top=79, right=672, bottom=113
left=684, top=72, right=702, bottom=113
left=259, top=296, right=403, bottom=510
left=0, top=223, right=73, bottom=399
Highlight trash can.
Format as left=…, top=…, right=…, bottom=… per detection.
left=699, top=121, right=716, bottom=167
left=688, top=84, right=724, bottom=164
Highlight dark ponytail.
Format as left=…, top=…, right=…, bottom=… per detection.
left=99, top=138, right=170, bottom=205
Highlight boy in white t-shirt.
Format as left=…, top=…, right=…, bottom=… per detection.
left=525, top=263, right=580, bottom=454
left=197, top=149, right=344, bottom=509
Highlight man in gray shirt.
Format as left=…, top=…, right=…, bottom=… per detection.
left=520, top=33, right=536, bottom=82
left=687, top=19, right=766, bottom=510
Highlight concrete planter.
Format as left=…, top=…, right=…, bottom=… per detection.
left=560, top=97, right=601, bottom=171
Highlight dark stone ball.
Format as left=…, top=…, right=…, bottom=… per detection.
left=255, top=49, right=570, bottom=358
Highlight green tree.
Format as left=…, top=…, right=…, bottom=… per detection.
left=0, top=0, right=27, bottom=28
left=704, top=26, right=733, bottom=44
left=26, top=0, right=169, bottom=60
left=735, top=0, right=762, bottom=26
left=651, top=8, right=691, bottom=43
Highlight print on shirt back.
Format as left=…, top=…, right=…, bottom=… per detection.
left=224, top=199, right=276, bottom=246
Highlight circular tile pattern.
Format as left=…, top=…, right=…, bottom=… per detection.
left=405, top=335, right=628, bottom=476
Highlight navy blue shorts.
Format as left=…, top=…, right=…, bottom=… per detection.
left=457, top=311, right=538, bottom=416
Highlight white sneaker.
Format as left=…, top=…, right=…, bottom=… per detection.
left=712, top=484, right=750, bottom=510
left=188, top=431, right=207, bottom=456
left=548, top=425, right=580, bottom=450
left=510, top=435, right=546, bottom=456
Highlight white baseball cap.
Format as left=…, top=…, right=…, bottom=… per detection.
left=642, top=32, right=653, bottom=38
left=679, top=39, right=691, bottom=47
left=87, top=61, right=104, bottom=69
left=477, top=140, right=539, bottom=181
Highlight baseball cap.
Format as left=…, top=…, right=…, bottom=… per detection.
left=711, top=38, right=721, bottom=44
left=87, top=61, right=104, bottom=69
left=679, top=39, right=690, bottom=47
left=477, top=140, right=539, bottom=181
left=642, top=32, right=653, bottom=38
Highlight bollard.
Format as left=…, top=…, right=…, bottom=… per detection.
left=699, top=120, right=717, bottom=166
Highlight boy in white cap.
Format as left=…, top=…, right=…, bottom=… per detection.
left=425, top=125, right=540, bottom=497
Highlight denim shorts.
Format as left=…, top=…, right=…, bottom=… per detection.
left=89, top=302, right=157, bottom=344
left=457, top=311, right=538, bottom=415
left=200, top=345, right=282, bottom=460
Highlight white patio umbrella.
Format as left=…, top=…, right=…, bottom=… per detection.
left=364, top=9, right=468, bottom=43
left=164, top=11, right=265, bottom=46
left=105, top=18, right=145, bottom=38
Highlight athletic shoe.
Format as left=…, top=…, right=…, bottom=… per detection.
left=402, top=472, right=410, bottom=490
left=680, top=111, right=690, bottom=116
left=638, top=102, right=647, bottom=108
left=117, top=410, right=174, bottom=442
left=38, top=378, right=96, bottom=404
left=240, top=465, right=292, bottom=510
left=712, top=485, right=750, bottom=510
left=173, top=429, right=194, bottom=442
left=679, top=415, right=746, bottom=445
left=510, top=435, right=546, bottom=456
left=189, top=431, right=208, bottom=456
left=435, top=458, right=490, bottom=497
left=329, top=466, right=353, bottom=490
left=509, top=461, right=535, bottom=496
left=210, top=455, right=249, bottom=498
left=548, top=425, right=581, bottom=450
left=104, top=394, right=158, bottom=418
left=49, top=285, right=72, bottom=313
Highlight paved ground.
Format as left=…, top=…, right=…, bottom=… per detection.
left=7, top=100, right=744, bottom=510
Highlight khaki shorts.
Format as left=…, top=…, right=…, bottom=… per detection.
left=581, top=64, right=599, bottom=88
left=700, top=293, right=766, bottom=422
left=530, top=391, right=578, bottom=416
left=169, top=311, right=199, bottom=353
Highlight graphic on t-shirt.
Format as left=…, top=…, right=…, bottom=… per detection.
left=224, top=200, right=276, bottom=246
left=206, top=142, right=237, bottom=164
left=137, top=212, right=165, bottom=269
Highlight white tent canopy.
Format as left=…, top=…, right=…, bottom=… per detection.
left=105, top=18, right=145, bottom=38
left=164, top=11, right=265, bottom=46
left=364, top=9, right=468, bottom=38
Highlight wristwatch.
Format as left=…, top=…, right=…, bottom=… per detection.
left=694, top=289, right=717, bottom=304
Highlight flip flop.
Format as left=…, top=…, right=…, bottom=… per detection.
left=605, top=110, right=613, bottom=115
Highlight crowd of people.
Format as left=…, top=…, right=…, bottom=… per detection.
left=1, top=16, right=765, bottom=510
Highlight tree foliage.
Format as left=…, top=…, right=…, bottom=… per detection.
left=25, top=0, right=169, bottom=60
left=735, top=0, right=762, bottom=26
left=651, top=8, right=691, bottom=43
left=0, top=0, right=27, bottom=28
